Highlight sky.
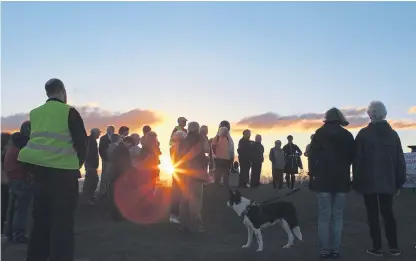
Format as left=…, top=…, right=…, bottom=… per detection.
left=1, top=2, right=416, bottom=177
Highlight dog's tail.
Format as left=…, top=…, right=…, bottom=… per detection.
left=292, top=226, right=303, bottom=241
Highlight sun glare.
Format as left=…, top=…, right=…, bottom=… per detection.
left=158, top=155, right=175, bottom=177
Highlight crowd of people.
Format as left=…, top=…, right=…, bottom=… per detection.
left=0, top=78, right=410, bottom=260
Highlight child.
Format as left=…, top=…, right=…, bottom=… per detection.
left=229, top=161, right=240, bottom=188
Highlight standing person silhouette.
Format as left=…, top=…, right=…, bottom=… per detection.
left=283, top=135, right=302, bottom=190
left=18, top=78, right=87, bottom=261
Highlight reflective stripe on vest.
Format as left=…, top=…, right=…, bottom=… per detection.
left=24, top=142, right=76, bottom=156
left=30, top=131, right=73, bottom=143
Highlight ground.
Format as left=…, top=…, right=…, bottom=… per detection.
left=2, top=184, right=416, bottom=261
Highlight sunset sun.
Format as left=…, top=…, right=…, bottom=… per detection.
left=158, top=155, right=175, bottom=177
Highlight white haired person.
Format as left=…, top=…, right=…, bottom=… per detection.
left=177, top=122, right=209, bottom=232
left=169, top=130, right=187, bottom=224
left=308, top=108, right=355, bottom=259
left=211, top=127, right=232, bottom=188
left=353, top=101, right=406, bottom=257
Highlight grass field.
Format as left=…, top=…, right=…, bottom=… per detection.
left=2, top=183, right=416, bottom=261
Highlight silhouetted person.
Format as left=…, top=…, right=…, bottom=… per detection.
left=269, top=140, right=285, bottom=189
left=238, top=129, right=252, bottom=188
left=83, top=128, right=101, bottom=204
left=353, top=101, right=406, bottom=257
left=309, top=107, right=355, bottom=259
left=283, top=135, right=302, bottom=190
left=18, top=78, right=87, bottom=261
left=250, top=134, right=264, bottom=188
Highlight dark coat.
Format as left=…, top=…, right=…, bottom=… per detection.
left=178, top=132, right=208, bottom=181
left=309, top=122, right=355, bottom=193
left=251, top=142, right=264, bottom=163
left=237, top=138, right=253, bottom=162
left=352, top=121, right=406, bottom=195
left=283, top=144, right=302, bottom=174
left=85, top=136, right=99, bottom=169
left=99, top=134, right=111, bottom=162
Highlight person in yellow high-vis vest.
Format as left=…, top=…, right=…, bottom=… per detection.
left=18, top=78, right=87, bottom=261
left=169, top=117, right=188, bottom=146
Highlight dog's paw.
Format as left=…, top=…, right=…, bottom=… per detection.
left=256, top=248, right=263, bottom=252
left=283, top=244, right=293, bottom=249
left=241, top=244, right=250, bottom=249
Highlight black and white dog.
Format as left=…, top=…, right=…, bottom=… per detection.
left=227, top=190, right=302, bottom=252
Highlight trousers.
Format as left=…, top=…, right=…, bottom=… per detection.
left=26, top=168, right=79, bottom=261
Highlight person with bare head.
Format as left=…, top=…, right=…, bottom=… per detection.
left=309, top=107, right=355, bottom=259
left=129, top=133, right=141, bottom=165
left=177, top=121, right=209, bottom=232
left=353, top=101, right=406, bottom=257
left=238, top=129, right=253, bottom=188
left=283, top=135, right=303, bottom=190
left=269, top=140, right=285, bottom=189
left=304, top=134, right=315, bottom=158
left=169, top=130, right=187, bottom=224
left=3, top=121, right=32, bottom=243
left=137, top=131, right=162, bottom=194
left=83, top=128, right=102, bottom=204
left=250, top=134, right=264, bottom=188
left=18, top=78, right=87, bottom=261
left=211, top=126, right=232, bottom=187
left=118, top=126, right=130, bottom=139
left=98, top=125, right=115, bottom=195
left=141, top=125, right=152, bottom=146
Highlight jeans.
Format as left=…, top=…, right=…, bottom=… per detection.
left=26, top=169, right=79, bottom=261
left=317, top=193, right=347, bottom=254
left=363, top=194, right=398, bottom=250
left=5, top=179, right=33, bottom=239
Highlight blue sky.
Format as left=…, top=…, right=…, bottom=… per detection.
left=1, top=2, right=416, bottom=163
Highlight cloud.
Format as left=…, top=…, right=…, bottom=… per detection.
left=409, top=106, right=416, bottom=114
left=236, top=107, right=416, bottom=131
left=1, top=105, right=163, bottom=132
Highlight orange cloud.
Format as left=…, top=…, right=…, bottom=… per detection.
left=409, top=106, right=416, bottom=114
left=1, top=105, right=163, bottom=133
left=235, top=108, right=416, bottom=132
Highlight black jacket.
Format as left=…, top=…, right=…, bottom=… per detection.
left=99, top=134, right=111, bottom=162
left=309, top=122, right=355, bottom=193
left=238, top=138, right=253, bottom=162
left=251, top=142, right=264, bottom=163
left=85, top=136, right=99, bottom=169
left=352, top=121, right=406, bottom=195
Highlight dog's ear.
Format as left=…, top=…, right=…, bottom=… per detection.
left=235, top=190, right=241, bottom=197
left=228, top=188, right=234, bottom=196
